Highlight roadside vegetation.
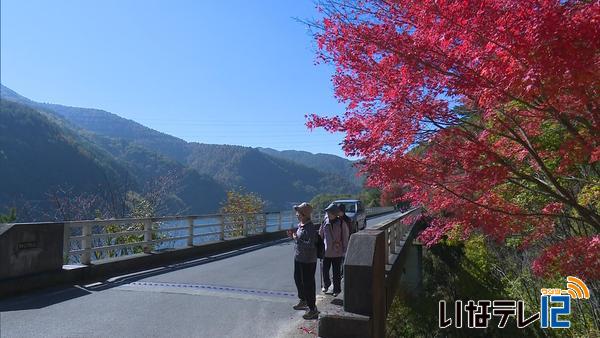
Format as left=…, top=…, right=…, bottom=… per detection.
left=0, top=208, right=16, bottom=223
left=220, top=189, right=265, bottom=237
left=387, top=235, right=599, bottom=337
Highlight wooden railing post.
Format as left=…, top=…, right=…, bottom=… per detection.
left=187, top=217, right=194, bottom=246
left=81, top=223, right=92, bottom=265
left=262, top=214, right=267, bottom=233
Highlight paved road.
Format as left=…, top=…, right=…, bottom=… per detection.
left=0, top=211, right=404, bottom=338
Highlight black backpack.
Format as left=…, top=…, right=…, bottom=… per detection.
left=316, top=233, right=325, bottom=259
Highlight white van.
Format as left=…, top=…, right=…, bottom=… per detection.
left=332, top=199, right=366, bottom=233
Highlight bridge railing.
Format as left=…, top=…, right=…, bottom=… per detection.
left=319, top=207, right=425, bottom=338
left=64, top=206, right=399, bottom=265
left=312, top=206, right=396, bottom=225
left=64, top=211, right=298, bottom=265
left=371, top=207, right=422, bottom=265
left=365, top=206, right=395, bottom=216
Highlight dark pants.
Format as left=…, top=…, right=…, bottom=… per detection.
left=294, top=260, right=316, bottom=310
left=322, top=257, right=343, bottom=293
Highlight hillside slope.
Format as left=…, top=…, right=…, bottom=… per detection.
left=1, top=84, right=359, bottom=211
left=0, top=100, right=134, bottom=218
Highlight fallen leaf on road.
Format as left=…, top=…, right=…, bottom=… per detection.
left=298, top=326, right=315, bottom=335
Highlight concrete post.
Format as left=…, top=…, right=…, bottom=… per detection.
left=401, top=242, right=423, bottom=293
left=187, top=217, right=194, bottom=247
left=343, top=230, right=386, bottom=337
left=81, top=223, right=92, bottom=265
left=391, top=223, right=398, bottom=254
left=143, top=220, right=152, bottom=253
left=277, top=212, right=282, bottom=231
left=63, top=224, right=70, bottom=264
left=384, top=229, right=390, bottom=265
left=219, top=215, right=225, bottom=241
left=242, top=216, right=248, bottom=237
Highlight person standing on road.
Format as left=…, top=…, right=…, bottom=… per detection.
left=319, top=203, right=349, bottom=297
left=290, top=202, right=319, bottom=320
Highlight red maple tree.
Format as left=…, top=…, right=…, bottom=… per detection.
left=308, top=0, right=600, bottom=279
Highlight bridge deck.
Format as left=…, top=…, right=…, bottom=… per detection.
left=0, top=212, right=403, bottom=338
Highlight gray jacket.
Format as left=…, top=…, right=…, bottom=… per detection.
left=294, top=221, right=318, bottom=263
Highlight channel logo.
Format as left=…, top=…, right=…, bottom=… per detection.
left=439, top=276, right=592, bottom=330
left=540, top=276, right=591, bottom=329
left=564, top=276, right=590, bottom=300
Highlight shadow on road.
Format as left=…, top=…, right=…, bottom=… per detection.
left=84, top=238, right=293, bottom=292
left=0, top=238, right=292, bottom=312
left=0, top=286, right=91, bottom=312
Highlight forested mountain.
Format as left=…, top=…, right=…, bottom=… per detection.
left=82, top=134, right=226, bottom=215
left=0, top=100, right=134, bottom=218
left=257, top=147, right=364, bottom=187
left=0, top=85, right=191, bottom=162
left=186, top=144, right=356, bottom=208
left=0, top=99, right=226, bottom=220
left=0, top=84, right=360, bottom=218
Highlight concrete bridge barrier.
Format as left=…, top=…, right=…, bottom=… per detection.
left=318, top=208, right=426, bottom=338
left=0, top=206, right=401, bottom=298
left=0, top=222, right=64, bottom=279
left=0, top=224, right=290, bottom=298
left=0, top=210, right=299, bottom=298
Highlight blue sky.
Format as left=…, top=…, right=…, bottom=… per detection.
left=0, top=0, right=352, bottom=158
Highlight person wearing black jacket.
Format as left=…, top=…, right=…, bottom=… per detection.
left=290, top=202, right=319, bottom=320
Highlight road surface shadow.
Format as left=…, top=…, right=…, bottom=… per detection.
left=0, top=238, right=292, bottom=311
left=84, top=237, right=293, bottom=292
left=0, top=286, right=91, bottom=312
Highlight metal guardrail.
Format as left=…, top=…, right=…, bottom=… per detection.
left=63, top=206, right=396, bottom=265
left=371, top=207, right=422, bottom=265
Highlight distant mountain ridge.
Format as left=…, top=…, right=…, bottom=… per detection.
left=1, top=85, right=228, bottom=217
left=257, top=147, right=364, bottom=187
left=0, top=85, right=192, bottom=162
left=0, top=84, right=360, bottom=218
